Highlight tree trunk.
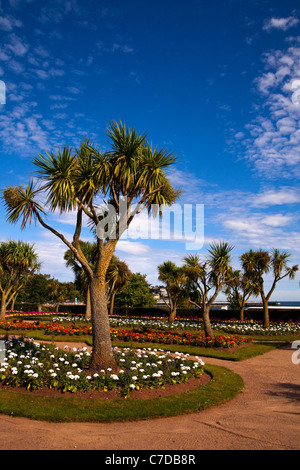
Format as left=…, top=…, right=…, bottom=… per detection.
left=0, top=294, right=6, bottom=321
left=262, top=295, right=270, bottom=329
left=239, top=303, right=245, bottom=321
left=203, top=304, right=214, bottom=338
left=85, top=286, right=91, bottom=320
left=109, top=291, right=116, bottom=316
left=168, top=307, right=176, bottom=323
left=10, top=295, right=16, bottom=312
left=89, top=276, right=118, bottom=371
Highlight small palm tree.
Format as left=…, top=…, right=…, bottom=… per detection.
left=158, top=261, right=187, bottom=322
left=106, top=256, right=132, bottom=315
left=241, top=248, right=298, bottom=328
left=0, top=240, right=39, bottom=320
left=224, top=269, right=260, bottom=321
left=184, top=242, right=234, bottom=338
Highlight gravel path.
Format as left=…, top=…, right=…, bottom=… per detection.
left=0, top=344, right=299, bottom=450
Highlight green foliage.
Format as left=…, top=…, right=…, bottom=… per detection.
left=115, top=273, right=155, bottom=309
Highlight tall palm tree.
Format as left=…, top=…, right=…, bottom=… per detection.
left=2, top=121, right=180, bottom=370
left=157, top=261, right=187, bottom=322
left=241, top=248, right=298, bottom=328
left=184, top=242, right=234, bottom=338
left=0, top=240, right=39, bottom=320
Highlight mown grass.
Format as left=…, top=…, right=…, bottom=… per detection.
left=0, top=364, right=243, bottom=423
left=0, top=327, right=283, bottom=361
left=0, top=319, right=289, bottom=423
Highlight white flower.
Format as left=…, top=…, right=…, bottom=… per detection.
left=110, top=374, right=119, bottom=380
left=129, top=384, right=135, bottom=389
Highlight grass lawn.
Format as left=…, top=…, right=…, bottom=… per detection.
left=0, top=363, right=243, bottom=423
left=0, top=316, right=295, bottom=423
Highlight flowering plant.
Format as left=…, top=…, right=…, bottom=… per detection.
left=0, top=337, right=205, bottom=397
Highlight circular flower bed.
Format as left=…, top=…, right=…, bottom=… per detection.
left=0, top=337, right=205, bottom=398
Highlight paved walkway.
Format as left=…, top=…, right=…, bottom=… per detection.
left=0, top=344, right=299, bottom=450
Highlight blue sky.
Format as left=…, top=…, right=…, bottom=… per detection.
left=0, top=0, right=300, bottom=301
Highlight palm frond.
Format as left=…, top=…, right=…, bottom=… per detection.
left=2, top=180, right=45, bottom=230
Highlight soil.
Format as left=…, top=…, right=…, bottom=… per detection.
left=0, top=344, right=299, bottom=450
left=0, top=373, right=210, bottom=400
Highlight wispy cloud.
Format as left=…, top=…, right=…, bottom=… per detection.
left=263, top=16, right=299, bottom=32
left=235, top=45, right=300, bottom=179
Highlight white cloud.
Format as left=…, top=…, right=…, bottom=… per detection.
left=237, top=46, right=300, bottom=179
left=263, top=16, right=299, bottom=32
left=250, top=188, right=300, bottom=207
left=116, top=240, right=150, bottom=255
left=6, top=33, right=28, bottom=56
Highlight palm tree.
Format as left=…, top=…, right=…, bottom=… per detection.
left=157, top=261, right=187, bottom=322
left=0, top=240, right=39, bottom=320
left=2, top=121, right=180, bottom=370
left=241, top=248, right=298, bottom=328
left=106, top=256, right=132, bottom=315
left=184, top=242, right=234, bottom=338
left=224, top=269, right=259, bottom=321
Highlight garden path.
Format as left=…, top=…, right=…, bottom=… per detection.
left=0, top=343, right=299, bottom=450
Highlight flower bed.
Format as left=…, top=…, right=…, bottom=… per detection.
left=110, top=328, right=252, bottom=348
left=0, top=321, right=251, bottom=348
left=0, top=337, right=205, bottom=397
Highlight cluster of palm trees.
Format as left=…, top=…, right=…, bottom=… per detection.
left=158, top=243, right=298, bottom=336
left=1, top=120, right=298, bottom=370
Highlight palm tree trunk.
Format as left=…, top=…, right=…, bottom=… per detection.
left=85, top=286, right=91, bottom=320
left=203, top=304, right=214, bottom=338
left=168, top=307, right=176, bottom=323
left=109, top=291, right=116, bottom=316
left=89, top=276, right=118, bottom=371
left=261, top=294, right=270, bottom=329
left=10, top=293, right=17, bottom=311
left=239, top=306, right=245, bottom=321
left=0, top=293, right=6, bottom=321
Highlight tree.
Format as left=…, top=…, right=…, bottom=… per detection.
left=106, top=256, right=132, bottom=315
left=184, top=242, right=234, bottom=338
left=224, top=269, right=260, bottom=321
left=0, top=240, right=39, bottom=320
left=2, top=121, right=180, bottom=370
left=48, top=279, right=69, bottom=313
left=115, top=273, right=155, bottom=309
left=157, top=261, right=187, bottom=322
left=241, top=248, right=298, bottom=328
